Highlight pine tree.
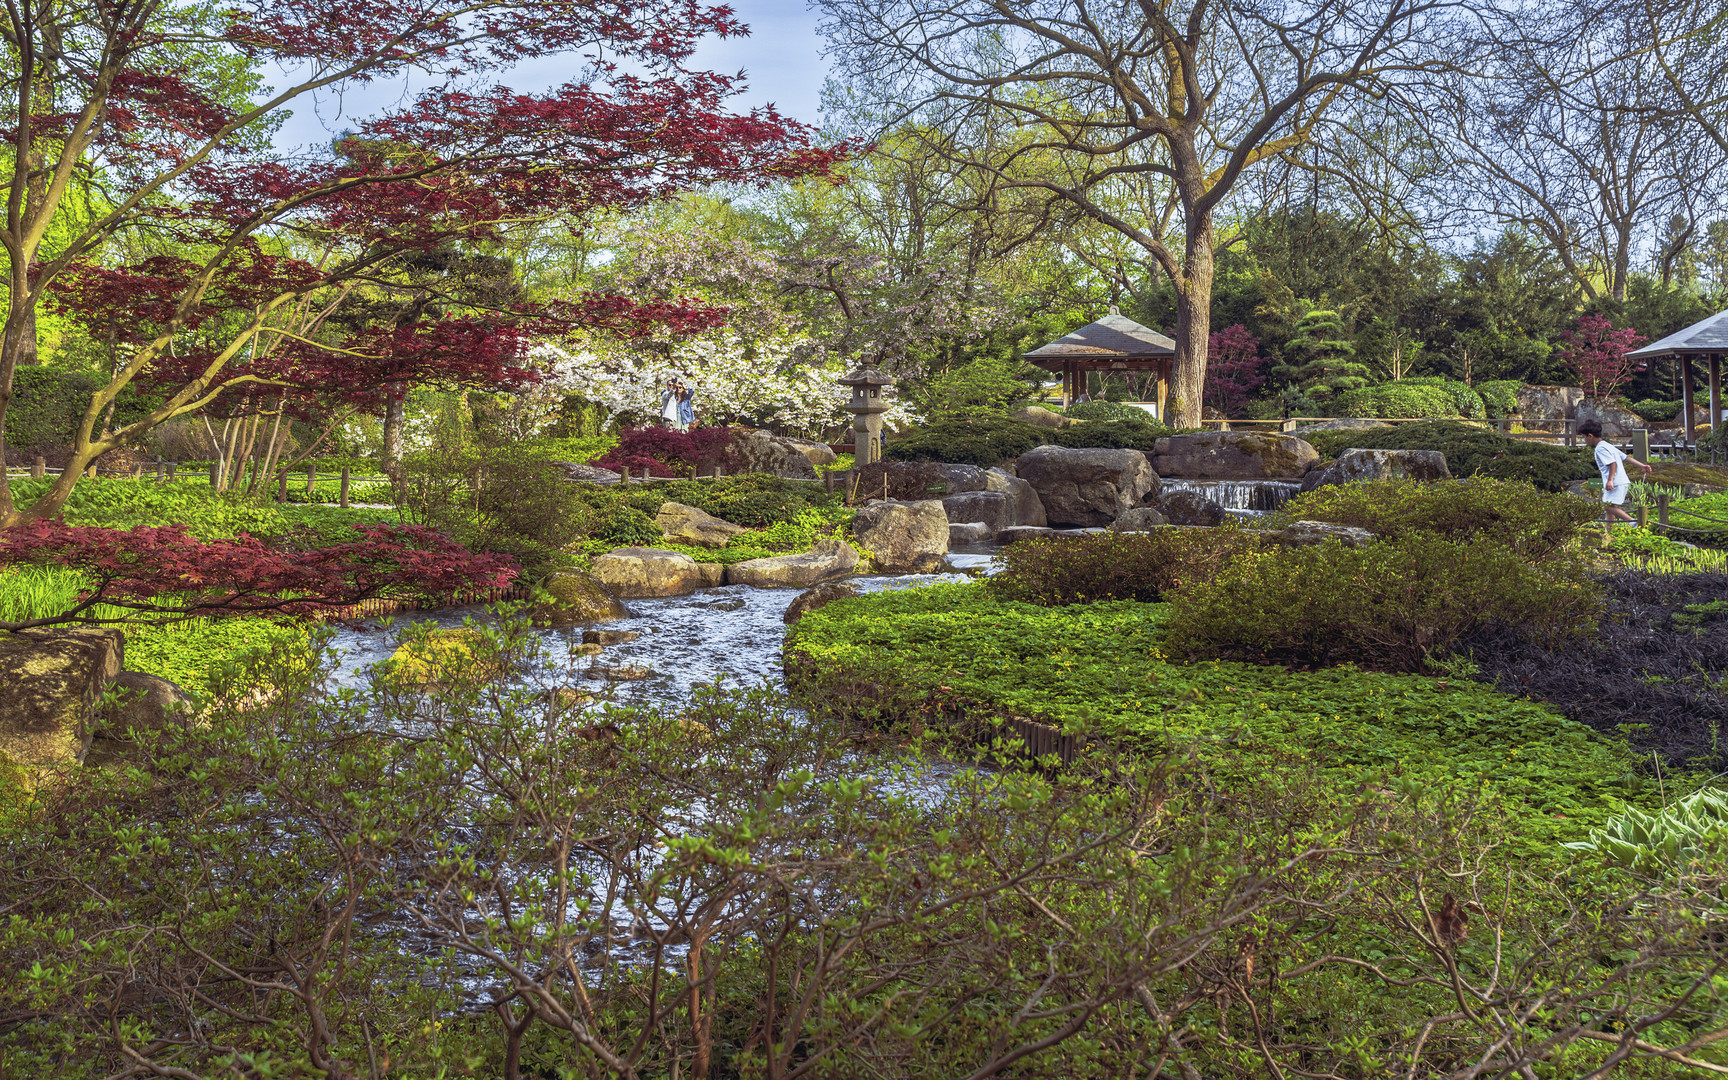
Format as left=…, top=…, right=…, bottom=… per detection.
left=1271, top=309, right=1370, bottom=405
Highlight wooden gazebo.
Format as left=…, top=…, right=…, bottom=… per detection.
left=1024, top=308, right=1175, bottom=418
left=1628, top=309, right=1727, bottom=443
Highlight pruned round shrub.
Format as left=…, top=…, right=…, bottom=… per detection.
left=1399, top=376, right=1487, bottom=419
left=1268, top=477, right=1599, bottom=559
left=1300, top=419, right=1594, bottom=492
left=1164, top=534, right=1601, bottom=671
left=988, top=528, right=1257, bottom=606
left=884, top=416, right=1045, bottom=466
left=1064, top=400, right=1149, bottom=423
left=1047, top=418, right=1170, bottom=452
left=1475, top=380, right=1522, bottom=419
left=1331, top=382, right=1461, bottom=420
left=598, top=505, right=662, bottom=546
left=1628, top=398, right=1681, bottom=423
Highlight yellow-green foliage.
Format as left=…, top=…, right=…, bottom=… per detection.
left=385, top=628, right=500, bottom=689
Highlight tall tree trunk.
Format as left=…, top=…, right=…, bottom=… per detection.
left=382, top=395, right=405, bottom=471
left=1168, top=213, right=1215, bottom=429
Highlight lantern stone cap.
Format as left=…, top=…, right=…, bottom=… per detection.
left=838, top=365, right=895, bottom=387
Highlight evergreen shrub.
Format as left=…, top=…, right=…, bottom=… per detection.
left=1628, top=399, right=1682, bottom=423
left=885, top=416, right=1046, bottom=466
left=1330, top=382, right=1460, bottom=419
left=1268, top=477, right=1600, bottom=558
left=1399, top=376, right=1487, bottom=418
left=1475, top=380, right=1523, bottom=418
left=1300, top=420, right=1595, bottom=491
left=1047, top=418, right=1170, bottom=451
left=1164, top=533, right=1600, bottom=671
left=988, top=529, right=1257, bottom=606
left=1064, top=400, right=1148, bottom=423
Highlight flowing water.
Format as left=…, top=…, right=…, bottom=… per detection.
left=1158, top=477, right=1301, bottom=515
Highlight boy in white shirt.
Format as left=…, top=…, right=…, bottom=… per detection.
left=1578, top=419, right=1651, bottom=525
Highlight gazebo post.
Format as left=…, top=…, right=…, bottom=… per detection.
left=1681, top=357, right=1696, bottom=447
left=1712, top=354, right=1723, bottom=440
left=1156, top=361, right=1169, bottom=422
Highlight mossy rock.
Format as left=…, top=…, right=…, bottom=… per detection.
left=533, top=569, right=632, bottom=628
left=1649, top=462, right=1728, bottom=492
left=386, top=629, right=502, bottom=690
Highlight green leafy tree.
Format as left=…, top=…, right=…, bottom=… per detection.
left=1272, top=308, right=1369, bottom=407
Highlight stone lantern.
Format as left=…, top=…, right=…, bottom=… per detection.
left=838, top=365, right=894, bottom=465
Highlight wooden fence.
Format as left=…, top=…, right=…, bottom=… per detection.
left=4, top=458, right=394, bottom=507
left=306, top=582, right=537, bottom=623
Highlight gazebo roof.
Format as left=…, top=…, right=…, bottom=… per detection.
left=1628, top=309, right=1728, bottom=357
left=1024, top=309, right=1176, bottom=369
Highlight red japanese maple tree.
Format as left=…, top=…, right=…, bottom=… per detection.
left=1556, top=315, right=1648, bottom=401
left=1204, top=325, right=1266, bottom=417
left=0, top=520, right=516, bottom=630
left=0, top=0, right=847, bottom=526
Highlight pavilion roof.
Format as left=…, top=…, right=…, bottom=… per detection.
left=1628, top=309, right=1728, bottom=357
left=1024, top=310, right=1175, bottom=368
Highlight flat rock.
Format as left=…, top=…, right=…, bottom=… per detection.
left=533, top=568, right=633, bottom=627
left=0, top=628, right=125, bottom=777
left=985, top=467, right=1047, bottom=528
left=783, top=581, right=861, bottom=625
left=1300, top=448, right=1452, bottom=492
left=1012, top=406, right=1074, bottom=429
left=731, top=430, right=821, bottom=480
left=1150, top=432, right=1318, bottom=480
left=851, top=499, right=950, bottom=573
left=948, top=521, right=994, bottom=544
left=97, top=671, right=192, bottom=741
left=1250, top=520, right=1378, bottom=549
left=582, top=629, right=641, bottom=645
left=585, top=664, right=655, bottom=681
left=1148, top=489, right=1227, bottom=526
left=998, top=525, right=1058, bottom=544
left=591, top=547, right=714, bottom=598
left=726, top=538, right=860, bottom=589
left=941, top=490, right=1014, bottom=535
left=555, top=461, right=622, bottom=484
left=1109, top=507, right=1169, bottom=532
left=655, top=501, right=747, bottom=547
left=1014, top=445, right=1160, bottom=528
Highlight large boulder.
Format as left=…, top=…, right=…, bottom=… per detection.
left=97, top=671, right=193, bottom=741
left=985, top=467, right=1048, bottom=528
left=999, top=525, right=1059, bottom=544
left=554, top=461, right=622, bottom=484
left=1517, top=384, right=1585, bottom=421
left=0, top=628, right=124, bottom=776
left=1148, top=489, right=1227, bottom=527
left=731, top=430, right=821, bottom=480
left=941, top=490, right=1015, bottom=536
left=1014, top=446, right=1160, bottom=528
left=591, top=547, right=718, bottom=598
left=654, top=502, right=748, bottom=547
left=1150, top=432, right=1318, bottom=480
left=1109, top=507, right=1169, bottom=532
left=851, top=499, right=950, bottom=573
left=783, top=437, right=838, bottom=470
left=1575, top=398, right=1647, bottom=439
left=533, top=568, right=633, bottom=627
left=932, top=463, right=989, bottom=494
left=1012, top=406, right=1073, bottom=429
left=1300, top=448, right=1452, bottom=492
left=726, top=539, right=860, bottom=589
left=949, top=521, right=993, bottom=544
left=783, top=581, right=861, bottom=625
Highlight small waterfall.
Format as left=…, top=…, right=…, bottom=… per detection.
left=1160, top=478, right=1302, bottom=515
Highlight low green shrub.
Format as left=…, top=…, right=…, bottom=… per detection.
left=1628, top=398, right=1682, bottom=423
left=1268, top=477, right=1599, bottom=558
left=1163, top=533, right=1600, bottom=671
left=1047, top=418, right=1170, bottom=451
left=787, top=583, right=1648, bottom=832
left=1063, top=400, right=1149, bottom=423
left=1331, top=382, right=1462, bottom=420
left=1400, top=376, right=1487, bottom=418
left=607, top=474, right=844, bottom=528
left=1476, top=380, right=1523, bottom=418
left=884, top=416, right=1046, bottom=466
left=9, top=476, right=282, bottom=539
left=1300, top=419, right=1596, bottom=491
left=988, top=529, right=1256, bottom=606
left=598, top=505, right=662, bottom=546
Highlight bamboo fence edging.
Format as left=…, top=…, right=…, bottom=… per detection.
left=305, top=582, right=537, bottom=623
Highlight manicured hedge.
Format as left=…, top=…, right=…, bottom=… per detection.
left=1300, top=419, right=1595, bottom=491
left=885, top=416, right=1047, bottom=466
left=1063, top=400, right=1149, bottom=423
left=1330, top=382, right=1461, bottom=420
left=1476, top=380, right=1523, bottom=418
left=4, top=366, right=160, bottom=453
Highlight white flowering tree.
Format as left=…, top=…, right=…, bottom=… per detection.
left=528, top=337, right=919, bottom=438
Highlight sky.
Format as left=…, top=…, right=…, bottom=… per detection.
left=270, top=0, right=836, bottom=154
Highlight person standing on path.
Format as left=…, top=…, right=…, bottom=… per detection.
left=1579, top=419, right=1651, bottom=526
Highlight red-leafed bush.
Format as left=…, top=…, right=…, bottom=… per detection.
left=593, top=425, right=736, bottom=477
left=0, top=521, right=515, bottom=629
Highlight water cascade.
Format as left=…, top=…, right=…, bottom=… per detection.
left=1158, top=478, right=1302, bottom=515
